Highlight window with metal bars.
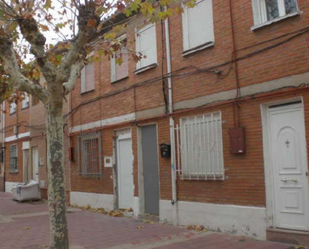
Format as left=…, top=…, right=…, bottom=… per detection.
left=10, top=145, right=18, bottom=172
left=78, top=132, right=102, bottom=177
left=176, top=112, right=224, bottom=180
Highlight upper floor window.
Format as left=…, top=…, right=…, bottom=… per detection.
left=252, top=0, right=298, bottom=28
left=182, top=0, right=214, bottom=55
left=111, top=38, right=129, bottom=83
left=135, top=23, right=157, bottom=71
left=81, top=62, right=95, bottom=94
left=22, top=93, right=29, bottom=109
left=10, top=102, right=17, bottom=114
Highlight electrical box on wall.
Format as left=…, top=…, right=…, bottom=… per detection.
left=229, top=127, right=246, bottom=154
left=104, top=156, right=113, bottom=167
left=160, top=143, right=171, bottom=158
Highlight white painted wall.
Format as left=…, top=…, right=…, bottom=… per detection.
left=133, top=197, right=140, bottom=217
left=160, top=200, right=267, bottom=240
left=70, top=192, right=114, bottom=210
left=5, top=182, right=22, bottom=193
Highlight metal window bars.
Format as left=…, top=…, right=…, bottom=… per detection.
left=10, top=145, right=18, bottom=172
left=78, top=130, right=102, bottom=177
left=175, top=112, right=225, bottom=180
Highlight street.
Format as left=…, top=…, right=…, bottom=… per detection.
left=0, top=192, right=297, bottom=249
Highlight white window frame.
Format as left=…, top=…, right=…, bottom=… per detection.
left=176, top=111, right=224, bottom=180
left=252, top=0, right=300, bottom=30
left=10, top=101, right=17, bottom=114
left=22, top=93, right=29, bottom=109
left=135, top=23, right=158, bottom=72
left=10, top=144, right=18, bottom=173
left=182, top=0, right=215, bottom=56
left=111, top=35, right=129, bottom=83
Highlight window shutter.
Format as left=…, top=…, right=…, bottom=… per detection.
left=85, top=63, right=95, bottom=92
left=110, top=57, right=116, bottom=82
left=115, top=48, right=129, bottom=80
left=22, top=93, right=29, bottom=109
left=252, top=0, right=262, bottom=25
left=111, top=47, right=129, bottom=82
left=136, top=24, right=157, bottom=69
left=81, top=63, right=94, bottom=93
left=183, top=0, right=214, bottom=51
left=81, top=67, right=86, bottom=93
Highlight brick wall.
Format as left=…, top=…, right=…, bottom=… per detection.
left=68, top=0, right=309, bottom=208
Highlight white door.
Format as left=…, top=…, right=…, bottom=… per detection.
left=117, top=131, right=134, bottom=209
left=268, top=102, right=309, bottom=230
left=23, top=149, right=29, bottom=182
left=32, top=147, right=39, bottom=183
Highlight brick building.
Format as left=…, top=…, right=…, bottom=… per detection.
left=67, top=0, right=309, bottom=243
left=3, top=91, right=70, bottom=199
left=2, top=0, right=309, bottom=244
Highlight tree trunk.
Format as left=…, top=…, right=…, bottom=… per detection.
left=46, top=99, right=69, bottom=249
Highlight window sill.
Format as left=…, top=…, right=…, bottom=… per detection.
left=251, top=11, right=301, bottom=31
left=9, top=171, right=19, bottom=174
left=111, top=76, right=129, bottom=84
left=81, top=89, right=95, bottom=95
left=182, top=42, right=215, bottom=57
left=134, top=63, right=158, bottom=75
left=9, top=112, right=16, bottom=116
left=21, top=106, right=29, bottom=110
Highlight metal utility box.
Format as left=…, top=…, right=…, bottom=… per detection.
left=229, top=127, right=246, bottom=154
left=160, top=143, right=171, bottom=158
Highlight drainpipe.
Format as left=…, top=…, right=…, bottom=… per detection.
left=165, top=11, right=178, bottom=225
left=2, top=103, right=5, bottom=192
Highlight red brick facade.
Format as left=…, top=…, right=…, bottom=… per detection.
left=3, top=0, right=309, bottom=241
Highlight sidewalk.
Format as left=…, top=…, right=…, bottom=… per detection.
left=0, top=192, right=298, bottom=249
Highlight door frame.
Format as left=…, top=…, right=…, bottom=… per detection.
left=32, top=147, right=39, bottom=182
left=137, top=123, right=160, bottom=215
left=261, top=96, right=309, bottom=229
left=115, top=128, right=133, bottom=209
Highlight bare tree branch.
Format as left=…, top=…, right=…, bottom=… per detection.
left=0, top=36, right=49, bottom=103
left=62, top=59, right=84, bottom=95
left=17, top=16, right=57, bottom=83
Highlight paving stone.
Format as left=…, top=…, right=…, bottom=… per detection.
left=0, top=192, right=300, bottom=249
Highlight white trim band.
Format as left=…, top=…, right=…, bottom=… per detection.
left=70, top=113, right=136, bottom=133
left=70, top=191, right=114, bottom=210
left=160, top=200, right=267, bottom=240
left=5, top=132, right=30, bottom=142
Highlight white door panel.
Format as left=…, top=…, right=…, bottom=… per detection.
left=269, top=103, right=309, bottom=230
left=32, top=147, right=39, bottom=183
left=117, top=134, right=134, bottom=209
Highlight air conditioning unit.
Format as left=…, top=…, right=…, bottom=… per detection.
left=13, top=126, right=18, bottom=135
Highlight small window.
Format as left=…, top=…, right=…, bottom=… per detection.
left=78, top=132, right=102, bottom=177
left=111, top=46, right=129, bottom=83
left=22, top=93, right=29, bottom=109
left=182, top=0, right=215, bottom=54
left=176, top=112, right=224, bottom=180
left=135, top=23, right=157, bottom=70
left=81, top=62, right=95, bottom=94
left=10, top=102, right=17, bottom=114
left=10, top=145, right=18, bottom=173
left=252, top=0, right=298, bottom=27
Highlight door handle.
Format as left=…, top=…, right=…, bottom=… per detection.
left=281, top=178, right=297, bottom=183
